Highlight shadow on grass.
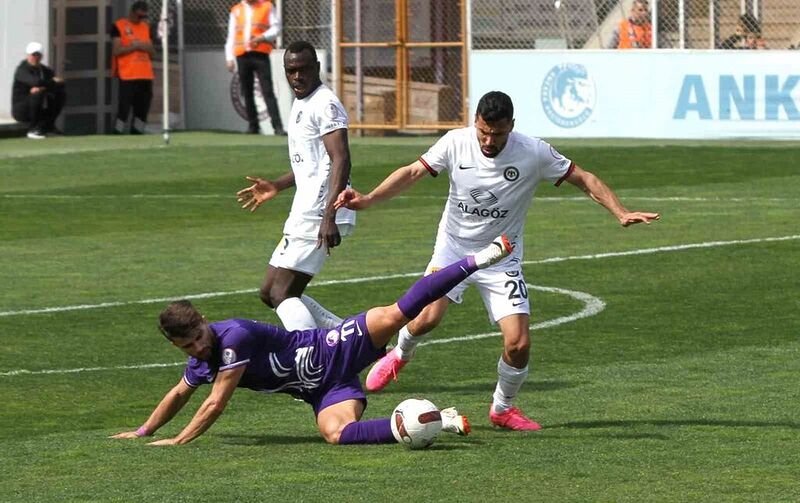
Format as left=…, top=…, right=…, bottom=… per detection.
left=219, top=433, right=322, bottom=446
left=550, top=418, right=800, bottom=430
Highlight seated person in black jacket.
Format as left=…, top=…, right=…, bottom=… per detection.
left=12, top=42, right=66, bottom=139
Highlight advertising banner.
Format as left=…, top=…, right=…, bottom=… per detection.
left=470, top=50, right=800, bottom=139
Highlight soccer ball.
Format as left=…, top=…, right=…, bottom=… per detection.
left=390, top=398, right=442, bottom=449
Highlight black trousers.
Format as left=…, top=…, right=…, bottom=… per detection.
left=237, top=51, right=283, bottom=131
left=12, top=83, right=66, bottom=132
left=116, top=79, right=153, bottom=133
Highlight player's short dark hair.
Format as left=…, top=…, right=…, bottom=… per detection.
left=131, top=1, right=148, bottom=12
left=286, top=40, right=318, bottom=62
left=159, top=300, right=204, bottom=341
left=476, top=91, right=514, bottom=123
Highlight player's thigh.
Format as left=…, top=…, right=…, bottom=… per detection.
left=268, top=235, right=328, bottom=276
left=365, top=305, right=408, bottom=347
left=316, top=399, right=365, bottom=444
left=262, top=265, right=313, bottom=301
left=474, top=268, right=531, bottom=324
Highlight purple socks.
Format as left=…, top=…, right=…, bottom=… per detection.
left=396, top=256, right=478, bottom=319
left=338, top=418, right=396, bottom=444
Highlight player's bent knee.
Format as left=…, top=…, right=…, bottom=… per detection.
left=258, top=285, right=276, bottom=308
left=319, top=424, right=345, bottom=445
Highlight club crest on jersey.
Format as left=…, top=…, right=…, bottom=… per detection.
left=222, top=348, right=236, bottom=365
left=324, top=103, right=340, bottom=120
left=296, top=111, right=303, bottom=123
left=325, top=330, right=340, bottom=347
left=503, top=166, right=519, bottom=182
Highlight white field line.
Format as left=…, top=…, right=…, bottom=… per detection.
left=2, top=234, right=798, bottom=319
left=0, top=194, right=796, bottom=203
left=0, top=285, right=605, bottom=377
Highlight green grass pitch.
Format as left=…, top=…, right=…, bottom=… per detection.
left=0, top=132, right=798, bottom=502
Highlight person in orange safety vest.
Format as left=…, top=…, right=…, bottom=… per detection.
left=111, top=1, right=156, bottom=134
left=225, top=0, right=286, bottom=135
left=609, top=0, right=653, bottom=49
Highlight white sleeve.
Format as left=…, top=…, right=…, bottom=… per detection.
left=263, top=6, right=282, bottom=42
left=225, top=12, right=236, bottom=62
left=419, top=131, right=455, bottom=177
left=315, top=97, right=348, bottom=136
left=537, top=140, right=574, bottom=186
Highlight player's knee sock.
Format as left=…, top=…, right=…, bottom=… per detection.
left=492, top=358, right=529, bottom=414
left=275, top=297, right=317, bottom=331
left=300, top=294, right=342, bottom=329
left=395, top=325, right=427, bottom=361
left=396, top=256, right=477, bottom=319
left=338, top=418, right=396, bottom=444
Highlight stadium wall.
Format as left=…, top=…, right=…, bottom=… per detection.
left=0, top=0, right=50, bottom=121
left=469, top=50, right=800, bottom=139
left=183, top=48, right=320, bottom=134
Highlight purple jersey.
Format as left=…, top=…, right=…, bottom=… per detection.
left=183, top=312, right=385, bottom=414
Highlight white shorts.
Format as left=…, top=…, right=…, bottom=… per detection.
left=425, top=237, right=530, bottom=324
left=268, top=224, right=354, bottom=276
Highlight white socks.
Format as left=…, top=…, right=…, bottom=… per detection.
left=394, top=325, right=428, bottom=361
left=275, top=297, right=316, bottom=331
left=300, top=294, right=343, bottom=329
left=492, top=358, right=529, bottom=413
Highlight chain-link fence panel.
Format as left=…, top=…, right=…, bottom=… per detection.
left=182, top=0, right=230, bottom=48
left=470, top=0, right=800, bottom=50
left=282, top=0, right=332, bottom=54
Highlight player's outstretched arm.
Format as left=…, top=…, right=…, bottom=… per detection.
left=565, top=165, right=660, bottom=227
left=334, top=160, right=430, bottom=211
left=148, top=365, right=245, bottom=446
left=236, top=172, right=295, bottom=212
left=110, top=378, right=197, bottom=439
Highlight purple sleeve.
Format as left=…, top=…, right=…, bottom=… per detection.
left=217, top=325, right=257, bottom=372
left=183, top=358, right=211, bottom=388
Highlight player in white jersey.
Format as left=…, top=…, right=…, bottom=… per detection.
left=236, top=41, right=355, bottom=332
left=335, top=91, right=660, bottom=430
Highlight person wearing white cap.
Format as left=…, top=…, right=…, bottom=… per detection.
left=11, top=42, right=66, bottom=139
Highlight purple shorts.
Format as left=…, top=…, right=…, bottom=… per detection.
left=309, top=311, right=387, bottom=415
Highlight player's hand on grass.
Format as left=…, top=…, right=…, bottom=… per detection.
left=237, top=176, right=278, bottom=212
left=317, top=218, right=341, bottom=253
left=619, top=211, right=660, bottom=227
left=334, top=188, right=369, bottom=210
left=147, top=438, right=179, bottom=446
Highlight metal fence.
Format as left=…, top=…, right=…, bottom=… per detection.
left=471, top=0, right=800, bottom=50
left=179, top=0, right=799, bottom=54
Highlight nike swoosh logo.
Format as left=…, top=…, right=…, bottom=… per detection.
left=356, top=322, right=363, bottom=337
left=512, top=301, right=526, bottom=307
left=458, top=165, right=476, bottom=170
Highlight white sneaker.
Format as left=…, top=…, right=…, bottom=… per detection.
left=473, top=234, right=513, bottom=269
left=440, top=407, right=471, bottom=436
left=27, top=130, right=46, bottom=140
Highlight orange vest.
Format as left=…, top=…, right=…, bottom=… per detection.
left=617, top=19, right=652, bottom=49
left=231, top=1, right=274, bottom=57
left=113, top=18, right=154, bottom=80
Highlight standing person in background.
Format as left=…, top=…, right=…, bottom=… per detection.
left=608, top=0, right=652, bottom=49
left=111, top=1, right=155, bottom=134
left=235, top=41, right=353, bottom=332
left=720, top=13, right=767, bottom=50
left=225, top=0, right=286, bottom=135
left=12, top=42, right=66, bottom=139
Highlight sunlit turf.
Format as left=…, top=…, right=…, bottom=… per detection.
left=1, top=133, right=798, bottom=502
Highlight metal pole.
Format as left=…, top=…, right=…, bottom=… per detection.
left=652, top=0, right=658, bottom=48
left=355, top=0, right=363, bottom=124
left=177, top=0, right=185, bottom=130
left=275, top=0, right=283, bottom=48
left=331, top=0, right=339, bottom=95
left=679, top=0, right=685, bottom=49
left=160, top=0, right=170, bottom=145
left=465, top=0, right=472, bottom=116
left=709, top=0, right=715, bottom=49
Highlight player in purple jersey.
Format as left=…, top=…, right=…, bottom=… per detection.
left=110, top=235, right=513, bottom=446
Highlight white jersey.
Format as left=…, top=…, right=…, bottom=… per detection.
left=285, top=84, right=356, bottom=239
left=420, top=127, right=573, bottom=255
